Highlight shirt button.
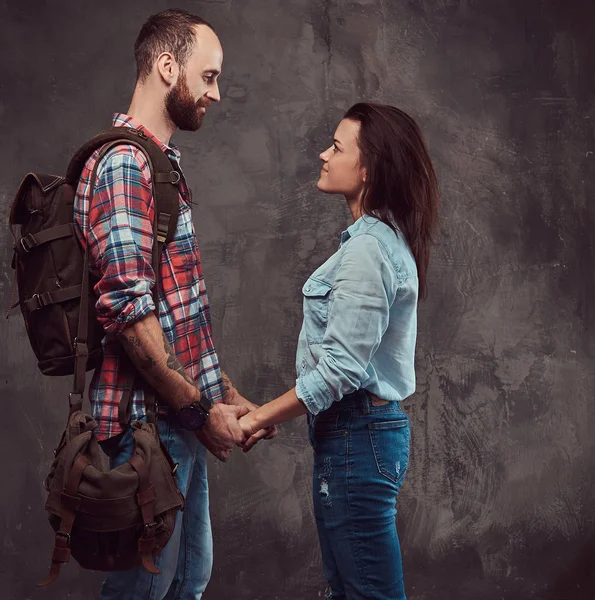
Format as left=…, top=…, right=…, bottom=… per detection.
left=306, top=285, right=311, bottom=292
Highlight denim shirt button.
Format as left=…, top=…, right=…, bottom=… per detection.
left=306, top=285, right=311, bottom=292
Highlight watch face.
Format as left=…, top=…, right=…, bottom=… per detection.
left=178, top=404, right=208, bottom=430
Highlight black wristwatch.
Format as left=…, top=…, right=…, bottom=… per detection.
left=176, top=399, right=210, bottom=431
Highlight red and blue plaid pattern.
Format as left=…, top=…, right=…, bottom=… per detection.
left=74, top=113, right=224, bottom=440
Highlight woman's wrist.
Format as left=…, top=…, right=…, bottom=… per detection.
left=240, top=409, right=261, bottom=437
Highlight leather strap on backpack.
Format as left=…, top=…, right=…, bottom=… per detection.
left=129, top=453, right=161, bottom=574
left=69, top=243, right=90, bottom=415
left=39, top=454, right=90, bottom=586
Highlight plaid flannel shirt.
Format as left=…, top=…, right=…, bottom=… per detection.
left=74, top=113, right=224, bottom=440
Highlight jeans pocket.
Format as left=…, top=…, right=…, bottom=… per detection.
left=313, top=407, right=350, bottom=438
left=368, top=418, right=410, bottom=484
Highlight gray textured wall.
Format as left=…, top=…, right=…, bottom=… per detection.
left=1, top=1, right=594, bottom=599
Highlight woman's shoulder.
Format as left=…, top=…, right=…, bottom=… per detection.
left=351, top=216, right=417, bottom=279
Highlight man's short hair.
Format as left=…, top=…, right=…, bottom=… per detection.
left=134, top=9, right=215, bottom=82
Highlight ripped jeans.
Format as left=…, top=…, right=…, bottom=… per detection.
left=308, top=389, right=410, bottom=600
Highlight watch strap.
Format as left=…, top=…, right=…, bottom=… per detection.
left=196, top=394, right=212, bottom=415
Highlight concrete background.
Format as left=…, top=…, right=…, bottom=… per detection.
left=1, top=0, right=594, bottom=598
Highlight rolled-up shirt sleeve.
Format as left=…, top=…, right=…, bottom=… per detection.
left=86, top=148, right=156, bottom=334
left=296, top=234, right=399, bottom=414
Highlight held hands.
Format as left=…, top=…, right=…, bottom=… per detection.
left=235, top=398, right=278, bottom=453
left=224, top=387, right=278, bottom=452
left=196, top=390, right=278, bottom=461
left=195, top=403, right=250, bottom=462
left=238, top=410, right=274, bottom=453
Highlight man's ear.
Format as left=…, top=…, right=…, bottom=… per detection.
left=156, top=51, right=179, bottom=87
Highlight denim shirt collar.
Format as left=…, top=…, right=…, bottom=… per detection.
left=340, top=214, right=379, bottom=245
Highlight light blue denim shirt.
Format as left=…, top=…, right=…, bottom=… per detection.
left=295, top=215, right=418, bottom=415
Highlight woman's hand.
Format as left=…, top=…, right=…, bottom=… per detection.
left=223, top=384, right=278, bottom=451
left=239, top=409, right=278, bottom=453
left=237, top=387, right=307, bottom=452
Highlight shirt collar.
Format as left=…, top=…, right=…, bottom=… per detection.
left=111, top=113, right=181, bottom=161
left=340, top=214, right=377, bottom=244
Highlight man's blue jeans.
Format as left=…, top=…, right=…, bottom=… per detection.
left=309, top=390, right=410, bottom=600
left=98, top=417, right=212, bottom=600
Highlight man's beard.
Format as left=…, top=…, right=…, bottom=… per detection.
left=165, top=73, right=208, bottom=132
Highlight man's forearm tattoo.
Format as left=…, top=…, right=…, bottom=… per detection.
left=161, top=331, right=196, bottom=387
left=220, top=370, right=233, bottom=395
left=119, top=331, right=195, bottom=391
left=120, top=333, right=158, bottom=375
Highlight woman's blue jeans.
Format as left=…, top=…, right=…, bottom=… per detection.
left=309, top=389, right=410, bottom=600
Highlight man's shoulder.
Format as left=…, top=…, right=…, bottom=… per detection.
left=92, top=143, right=151, bottom=182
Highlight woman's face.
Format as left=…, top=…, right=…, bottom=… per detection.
left=317, top=118, right=366, bottom=200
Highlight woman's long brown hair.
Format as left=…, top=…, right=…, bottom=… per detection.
left=344, top=103, right=440, bottom=301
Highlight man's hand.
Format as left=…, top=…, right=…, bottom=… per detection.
left=196, top=403, right=250, bottom=462
left=224, top=387, right=278, bottom=449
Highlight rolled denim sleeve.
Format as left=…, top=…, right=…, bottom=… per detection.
left=86, top=148, right=157, bottom=334
left=296, top=234, right=398, bottom=414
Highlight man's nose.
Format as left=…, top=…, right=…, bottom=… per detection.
left=207, top=82, right=221, bottom=103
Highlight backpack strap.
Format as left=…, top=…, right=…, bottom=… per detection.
left=39, top=453, right=90, bottom=586
left=129, top=453, right=161, bottom=574
left=66, top=127, right=180, bottom=244
left=68, top=128, right=182, bottom=425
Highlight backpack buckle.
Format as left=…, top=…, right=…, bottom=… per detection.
left=20, top=233, right=36, bottom=253
left=156, top=212, right=171, bottom=244
left=31, top=293, right=47, bottom=309
left=55, top=531, right=71, bottom=545
left=68, top=393, right=83, bottom=413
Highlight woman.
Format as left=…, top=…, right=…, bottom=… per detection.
left=239, top=103, right=439, bottom=600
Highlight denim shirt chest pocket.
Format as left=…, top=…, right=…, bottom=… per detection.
left=302, top=277, right=333, bottom=344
